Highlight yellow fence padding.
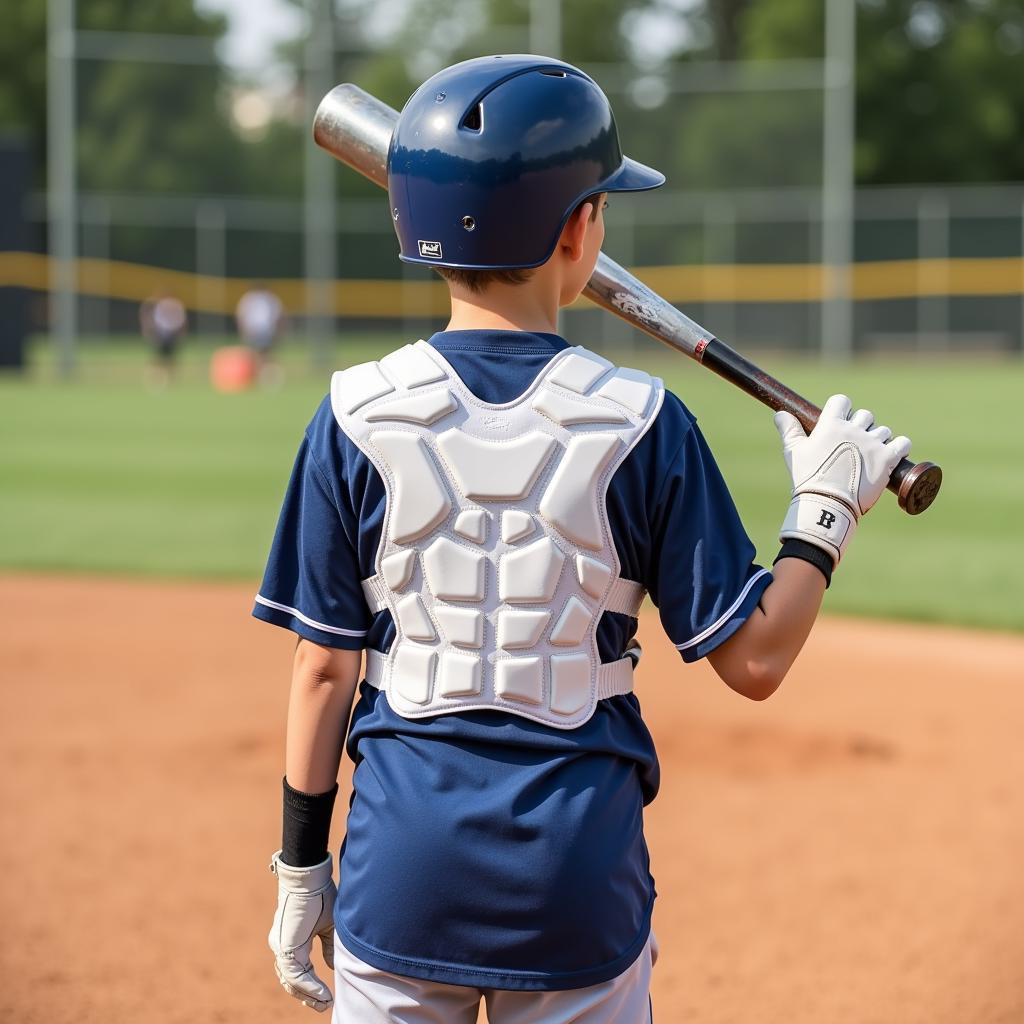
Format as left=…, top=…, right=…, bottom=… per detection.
left=2, top=251, right=1022, bottom=316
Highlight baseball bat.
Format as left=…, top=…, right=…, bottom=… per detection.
left=313, top=84, right=942, bottom=516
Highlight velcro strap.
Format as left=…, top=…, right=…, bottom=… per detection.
left=363, top=648, right=634, bottom=702
left=780, top=493, right=855, bottom=566
left=596, top=657, right=635, bottom=699
left=364, top=647, right=386, bottom=688
left=360, top=574, right=390, bottom=615
left=604, top=578, right=646, bottom=617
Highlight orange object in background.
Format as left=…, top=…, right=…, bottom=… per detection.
left=210, top=345, right=257, bottom=392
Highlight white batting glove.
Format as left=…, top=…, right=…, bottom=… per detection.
left=268, top=851, right=337, bottom=1013
left=775, top=394, right=911, bottom=566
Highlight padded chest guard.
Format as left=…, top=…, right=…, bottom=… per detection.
left=331, top=340, right=664, bottom=730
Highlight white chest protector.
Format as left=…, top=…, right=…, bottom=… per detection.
left=330, top=340, right=664, bottom=730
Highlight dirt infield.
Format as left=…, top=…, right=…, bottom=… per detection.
left=2, top=574, right=1022, bottom=1024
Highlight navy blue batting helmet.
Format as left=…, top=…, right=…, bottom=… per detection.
left=387, top=55, right=665, bottom=270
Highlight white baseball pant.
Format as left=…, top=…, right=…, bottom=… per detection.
left=331, top=932, right=656, bottom=1023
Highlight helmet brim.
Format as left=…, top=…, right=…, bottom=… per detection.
left=600, top=156, right=666, bottom=194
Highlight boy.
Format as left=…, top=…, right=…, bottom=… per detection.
left=255, top=56, right=910, bottom=1023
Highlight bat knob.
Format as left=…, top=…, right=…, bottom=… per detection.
left=892, top=460, right=942, bottom=516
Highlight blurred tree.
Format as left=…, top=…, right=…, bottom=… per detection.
left=651, top=0, right=824, bottom=197
left=688, top=0, right=1024, bottom=185
left=682, top=0, right=753, bottom=61
left=250, top=0, right=419, bottom=202
left=710, top=0, right=751, bottom=60
left=0, top=0, right=246, bottom=193
left=851, top=0, right=1024, bottom=184
left=75, top=0, right=245, bottom=194
left=473, top=0, right=647, bottom=63
left=66, top=0, right=1015, bottom=205
left=0, top=2, right=47, bottom=177
left=6, top=0, right=1023, bottom=206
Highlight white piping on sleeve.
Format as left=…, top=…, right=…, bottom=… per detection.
left=674, top=568, right=772, bottom=651
left=254, top=595, right=368, bottom=637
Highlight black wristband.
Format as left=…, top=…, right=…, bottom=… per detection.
left=281, top=777, right=338, bottom=867
left=774, top=539, right=834, bottom=588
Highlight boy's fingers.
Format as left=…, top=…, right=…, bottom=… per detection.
left=887, top=435, right=913, bottom=463
left=320, top=927, right=335, bottom=970
left=773, top=411, right=806, bottom=450
left=820, top=394, right=852, bottom=421
left=848, top=408, right=874, bottom=430
left=274, top=957, right=334, bottom=1013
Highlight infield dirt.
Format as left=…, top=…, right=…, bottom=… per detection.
left=1, top=574, right=1021, bottom=1023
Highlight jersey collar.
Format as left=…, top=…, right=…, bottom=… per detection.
left=426, top=330, right=569, bottom=354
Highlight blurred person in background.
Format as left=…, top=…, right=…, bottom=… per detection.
left=236, top=283, right=285, bottom=387
left=140, top=290, right=187, bottom=389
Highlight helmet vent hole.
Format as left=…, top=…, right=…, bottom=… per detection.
left=540, top=69, right=566, bottom=77
left=462, top=215, right=476, bottom=232
left=461, top=104, right=483, bottom=131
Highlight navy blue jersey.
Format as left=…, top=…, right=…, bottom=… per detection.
left=254, top=330, right=769, bottom=990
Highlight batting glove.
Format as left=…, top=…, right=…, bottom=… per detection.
left=775, top=394, right=911, bottom=566
left=268, top=850, right=337, bottom=1013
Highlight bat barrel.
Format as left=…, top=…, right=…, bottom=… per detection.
left=313, top=84, right=396, bottom=189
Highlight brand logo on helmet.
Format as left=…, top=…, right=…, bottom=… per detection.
left=418, top=240, right=443, bottom=259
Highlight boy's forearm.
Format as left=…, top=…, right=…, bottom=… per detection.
left=285, top=640, right=362, bottom=793
left=707, top=558, right=825, bottom=700
left=710, top=392, right=915, bottom=701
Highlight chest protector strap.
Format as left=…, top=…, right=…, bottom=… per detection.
left=331, top=341, right=664, bottom=730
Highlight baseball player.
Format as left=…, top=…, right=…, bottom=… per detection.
left=254, top=56, right=911, bottom=1023
left=235, top=283, right=285, bottom=386
left=140, top=290, right=187, bottom=387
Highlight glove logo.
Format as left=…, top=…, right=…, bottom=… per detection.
left=817, top=509, right=837, bottom=529
left=418, top=240, right=443, bottom=259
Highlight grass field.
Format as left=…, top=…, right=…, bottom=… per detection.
left=2, top=334, right=1021, bottom=631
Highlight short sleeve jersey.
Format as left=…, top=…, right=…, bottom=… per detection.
left=254, top=330, right=770, bottom=991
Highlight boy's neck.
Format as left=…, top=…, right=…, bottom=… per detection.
left=446, top=282, right=560, bottom=336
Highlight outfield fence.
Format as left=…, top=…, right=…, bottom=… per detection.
left=12, top=182, right=1024, bottom=356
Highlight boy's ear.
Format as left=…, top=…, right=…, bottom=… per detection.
left=559, top=201, right=595, bottom=263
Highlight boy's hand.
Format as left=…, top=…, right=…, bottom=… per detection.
left=775, top=394, right=911, bottom=565
left=268, top=851, right=337, bottom=1013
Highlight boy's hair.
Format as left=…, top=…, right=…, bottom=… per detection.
left=436, top=194, right=604, bottom=294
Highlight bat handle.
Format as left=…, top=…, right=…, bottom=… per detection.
left=697, top=338, right=943, bottom=516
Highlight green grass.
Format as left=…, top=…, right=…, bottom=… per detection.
left=2, top=335, right=1021, bottom=632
